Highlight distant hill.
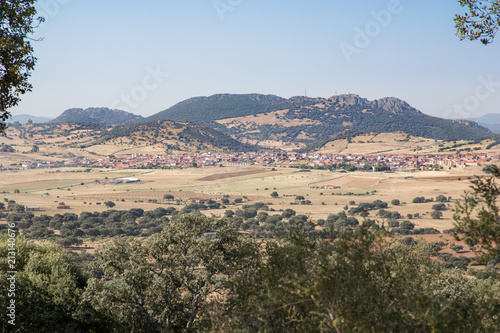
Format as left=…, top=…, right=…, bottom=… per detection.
left=466, top=114, right=500, bottom=134
left=8, top=114, right=52, bottom=124
left=149, top=94, right=493, bottom=149
left=101, top=120, right=257, bottom=152
left=51, top=107, right=144, bottom=125
left=149, top=94, right=287, bottom=123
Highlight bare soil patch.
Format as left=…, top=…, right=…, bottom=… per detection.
left=73, top=190, right=219, bottom=202
left=196, top=169, right=269, bottom=181
left=313, top=176, right=381, bottom=188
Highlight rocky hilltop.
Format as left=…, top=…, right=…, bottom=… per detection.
left=51, top=107, right=144, bottom=125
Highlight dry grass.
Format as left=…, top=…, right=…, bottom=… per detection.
left=1, top=164, right=487, bottom=235
left=216, top=109, right=322, bottom=128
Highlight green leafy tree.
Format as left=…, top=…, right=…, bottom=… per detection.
left=432, top=203, right=447, bottom=211
left=455, top=0, right=500, bottom=44
left=270, top=191, right=279, bottom=198
left=449, top=242, right=464, bottom=253
left=219, top=227, right=500, bottom=332
left=0, top=235, right=93, bottom=332
left=436, top=194, right=448, bottom=202
left=84, top=214, right=257, bottom=332
left=431, top=210, right=443, bottom=219
left=454, top=164, right=500, bottom=258
left=412, top=196, right=426, bottom=203
left=58, top=236, right=83, bottom=248
left=163, top=194, right=175, bottom=200
left=400, top=220, right=415, bottom=230
left=103, top=200, right=115, bottom=208
left=0, top=0, right=43, bottom=134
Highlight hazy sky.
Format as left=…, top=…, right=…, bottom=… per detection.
left=10, top=0, right=500, bottom=120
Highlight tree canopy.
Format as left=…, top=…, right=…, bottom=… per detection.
left=84, top=214, right=257, bottom=332
left=0, top=235, right=90, bottom=332
left=455, top=0, right=500, bottom=44
left=0, top=0, right=42, bottom=134
left=1, top=213, right=499, bottom=332
left=454, top=164, right=500, bottom=259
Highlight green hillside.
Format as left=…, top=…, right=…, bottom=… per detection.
left=148, top=94, right=288, bottom=122
left=150, top=94, right=493, bottom=145
left=52, top=107, right=144, bottom=125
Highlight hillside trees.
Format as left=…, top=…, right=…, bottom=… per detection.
left=455, top=0, right=500, bottom=44
left=0, top=0, right=42, bottom=134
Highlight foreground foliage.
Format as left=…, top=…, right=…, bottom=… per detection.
left=456, top=0, right=500, bottom=44
left=84, top=215, right=257, bottom=333
left=1, top=214, right=499, bottom=332
left=454, top=164, right=500, bottom=259
left=217, top=228, right=499, bottom=332
left=0, top=235, right=96, bottom=332
left=0, top=0, right=41, bottom=134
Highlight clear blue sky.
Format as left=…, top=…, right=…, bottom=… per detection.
left=11, top=0, right=500, bottom=120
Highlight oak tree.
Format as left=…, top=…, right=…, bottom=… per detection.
left=454, top=164, right=500, bottom=258
left=0, top=0, right=43, bottom=134
left=83, top=214, right=257, bottom=332
left=455, top=0, right=500, bottom=44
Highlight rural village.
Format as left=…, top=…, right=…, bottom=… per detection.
left=18, top=151, right=500, bottom=170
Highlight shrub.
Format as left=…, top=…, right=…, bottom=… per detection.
left=431, top=210, right=443, bottom=219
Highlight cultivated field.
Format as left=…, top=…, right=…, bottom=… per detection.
left=0, top=163, right=491, bottom=232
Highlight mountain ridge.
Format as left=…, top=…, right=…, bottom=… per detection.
left=44, top=94, right=494, bottom=151
left=465, top=113, right=500, bottom=133
left=148, top=93, right=492, bottom=147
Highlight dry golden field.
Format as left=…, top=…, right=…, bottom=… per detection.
left=0, top=163, right=492, bottom=232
